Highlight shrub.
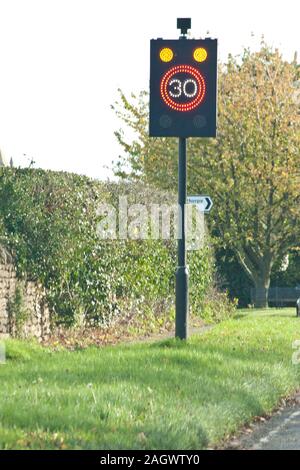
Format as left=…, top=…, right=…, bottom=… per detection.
left=0, top=168, right=231, bottom=328
left=200, top=287, right=238, bottom=323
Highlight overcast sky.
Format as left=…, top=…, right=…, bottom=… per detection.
left=0, top=0, right=299, bottom=179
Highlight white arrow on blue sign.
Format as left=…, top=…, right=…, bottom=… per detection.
left=187, top=195, right=213, bottom=212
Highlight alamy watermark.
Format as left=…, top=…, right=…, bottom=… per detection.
left=292, top=340, right=300, bottom=365
left=96, top=196, right=206, bottom=250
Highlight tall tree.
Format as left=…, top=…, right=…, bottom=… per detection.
left=113, top=44, right=300, bottom=307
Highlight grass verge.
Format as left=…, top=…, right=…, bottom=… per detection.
left=0, top=308, right=300, bottom=449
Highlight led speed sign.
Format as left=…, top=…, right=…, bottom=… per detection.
left=149, top=39, right=217, bottom=137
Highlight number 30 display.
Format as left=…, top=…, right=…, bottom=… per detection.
left=160, top=65, right=206, bottom=112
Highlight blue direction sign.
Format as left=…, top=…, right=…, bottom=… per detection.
left=187, top=195, right=213, bottom=212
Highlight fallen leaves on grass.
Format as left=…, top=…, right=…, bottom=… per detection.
left=44, top=315, right=204, bottom=351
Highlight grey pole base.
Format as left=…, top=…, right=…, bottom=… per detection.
left=175, top=266, right=189, bottom=339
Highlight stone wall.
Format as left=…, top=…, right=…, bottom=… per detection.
left=0, top=246, right=50, bottom=341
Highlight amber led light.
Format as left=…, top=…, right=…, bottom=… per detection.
left=159, top=48, right=174, bottom=62
left=193, top=48, right=208, bottom=62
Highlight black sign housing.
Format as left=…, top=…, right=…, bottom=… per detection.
left=149, top=38, right=217, bottom=138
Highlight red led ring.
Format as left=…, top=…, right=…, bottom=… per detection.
left=160, top=65, right=206, bottom=112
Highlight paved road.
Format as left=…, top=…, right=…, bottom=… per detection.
left=237, top=402, right=300, bottom=450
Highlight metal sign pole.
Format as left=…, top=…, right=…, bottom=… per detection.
left=175, top=137, right=189, bottom=340
left=149, top=18, right=217, bottom=339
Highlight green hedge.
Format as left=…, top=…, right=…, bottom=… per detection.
left=0, top=168, right=223, bottom=326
